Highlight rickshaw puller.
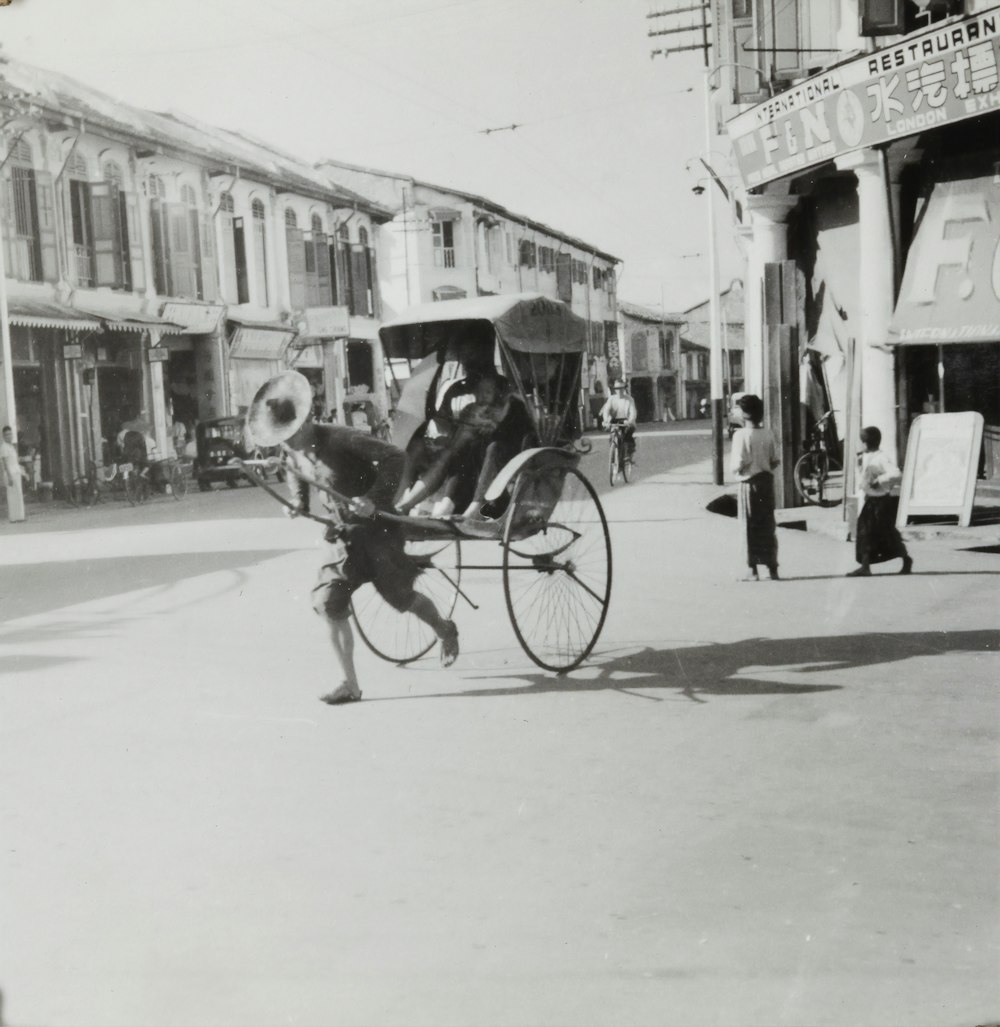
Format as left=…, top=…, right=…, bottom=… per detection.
left=247, top=372, right=460, bottom=706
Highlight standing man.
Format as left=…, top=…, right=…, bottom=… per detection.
left=247, top=372, right=459, bottom=706
left=1, top=425, right=26, bottom=523
left=599, top=380, right=637, bottom=462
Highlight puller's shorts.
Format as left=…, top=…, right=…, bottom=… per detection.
left=311, top=522, right=419, bottom=621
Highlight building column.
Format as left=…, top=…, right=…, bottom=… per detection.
left=835, top=148, right=898, bottom=458
left=743, top=194, right=796, bottom=398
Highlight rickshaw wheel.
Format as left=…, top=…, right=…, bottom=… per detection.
left=124, top=469, right=149, bottom=506
left=351, top=538, right=462, bottom=664
left=502, top=465, right=612, bottom=672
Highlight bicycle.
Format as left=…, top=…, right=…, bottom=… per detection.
left=129, top=458, right=189, bottom=505
left=66, top=459, right=136, bottom=507
left=793, top=410, right=844, bottom=506
left=607, top=421, right=634, bottom=486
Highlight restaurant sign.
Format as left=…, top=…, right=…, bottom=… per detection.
left=727, top=7, right=1000, bottom=189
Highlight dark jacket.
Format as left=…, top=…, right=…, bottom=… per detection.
left=284, top=424, right=404, bottom=518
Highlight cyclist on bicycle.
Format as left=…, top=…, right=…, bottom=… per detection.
left=599, top=380, right=637, bottom=461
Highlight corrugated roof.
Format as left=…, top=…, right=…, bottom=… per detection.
left=318, top=157, right=620, bottom=263
left=7, top=300, right=101, bottom=331
left=0, top=56, right=393, bottom=220
left=618, top=300, right=686, bottom=323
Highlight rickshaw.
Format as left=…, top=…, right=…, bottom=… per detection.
left=245, top=294, right=612, bottom=673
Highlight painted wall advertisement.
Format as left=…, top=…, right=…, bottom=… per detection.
left=727, top=8, right=1000, bottom=189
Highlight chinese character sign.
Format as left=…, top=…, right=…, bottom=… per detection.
left=727, top=9, right=1000, bottom=189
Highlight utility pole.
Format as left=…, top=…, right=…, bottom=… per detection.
left=649, top=1, right=725, bottom=484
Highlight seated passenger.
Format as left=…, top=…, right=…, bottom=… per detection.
left=397, top=372, right=513, bottom=516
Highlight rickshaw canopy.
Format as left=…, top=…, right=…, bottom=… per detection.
left=379, top=293, right=588, bottom=359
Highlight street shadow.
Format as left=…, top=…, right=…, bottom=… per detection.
left=777, top=570, right=1000, bottom=581
left=0, top=549, right=295, bottom=626
left=0, top=654, right=82, bottom=675
left=377, top=629, right=999, bottom=705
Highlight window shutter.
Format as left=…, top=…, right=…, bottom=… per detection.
left=349, top=247, right=368, bottom=317
left=167, top=203, right=195, bottom=297
left=0, top=173, right=16, bottom=274
left=89, top=182, right=123, bottom=288
left=199, top=212, right=219, bottom=301
left=220, top=213, right=238, bottom=302
left=556, top=253, right=572, bottom=303
left=286, top=227, right=307, bottom=310
left=149, top=200, right=170, bottom=295
left=365, top=246, right=379, bottom=318
left=123, top=193, right=144, bottom=293
left=314, top=233, right=333, bottom=306
left=233, top=216, right=250, bottom=304
left=337, top=243, right=352, bottom=312
left=33, top=170, right=59, bottom=283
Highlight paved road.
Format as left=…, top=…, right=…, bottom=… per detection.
left=1, top=441, right=998, bottom=1027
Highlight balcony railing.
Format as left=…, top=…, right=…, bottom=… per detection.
left=434, top=248, right=456, bottom=269
left=71, top=244, right=94, bottom=288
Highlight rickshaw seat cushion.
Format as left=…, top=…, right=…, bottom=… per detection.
left=483, top=446, right=578, bottom=503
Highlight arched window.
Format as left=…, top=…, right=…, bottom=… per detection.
left=311, top=213, right=324, bottom=235
left=220, top=191, right=234, bottom=213
left=102, top=161, right=124, bottom=187
left=285, top=207, right=298, bottom=229
left=5, top=138, right=50, bottom=282
left=337, top=223, right=349, bottom=242
left=251, top=198, right=269, bottom=305
left=181, top=184, right=198, bottom=208
left=358, top=225, right=368, bottom=247
left=67, top=153, right=88, bottom=180
left=218, top=192, right=247, bottom=304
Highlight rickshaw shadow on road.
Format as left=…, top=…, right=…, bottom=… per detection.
left=384, top=629, right=999, bottom=705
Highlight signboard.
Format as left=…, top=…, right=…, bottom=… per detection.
left=160, top=302, right=225, bottom=334
left=889, top=174, right=1000, bottom=344
left=897, top=412, right=984, bottom=528
left=301, top=306, right=350, bottom=339
left=727, top=8, right=1000, bottom=189
left=63, top=344, right=82, bottom=359
left=148, top=348, right=169, bottom=363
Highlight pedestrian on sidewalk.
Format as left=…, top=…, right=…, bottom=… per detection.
left=847, top=425, right=913, bottom=577
left=1, top=425, right=26, bottom=523
left=246, top=372, right=460, bottom=706
left=730, top=394, right=779, bottom=581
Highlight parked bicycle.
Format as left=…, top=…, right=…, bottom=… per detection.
left=608, top=421, right=634, bottom=486
left=793, top=410, right=843, bottom=506
left=67, top=457, right=187, bottom=507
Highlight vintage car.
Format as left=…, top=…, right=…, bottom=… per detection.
left=193, top=416, right=280, bottom=491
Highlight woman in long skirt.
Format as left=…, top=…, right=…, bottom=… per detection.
left=730, top=395, right=780, bottom=581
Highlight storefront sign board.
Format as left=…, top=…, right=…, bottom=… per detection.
left=148, top=348, right=169, bottom=363
left=63, top=344, right=82, bottom=359
left=301, top=306, right=350, bottom=339
left=727, top=8, right=1000, bottom=189
left=897, top=411, right=984, bottom=528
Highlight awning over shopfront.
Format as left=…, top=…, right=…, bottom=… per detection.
left=98, top=315, right=187, bottom=334
left=7, top=301, right=101, bottom=332
left=160, top=302, right=225, bottom=335
left=229, top=323, right=297, bottom=360
left=889, top=172, right=1000, bottom=347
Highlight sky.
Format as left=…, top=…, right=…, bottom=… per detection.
left=0, top=0, right=745, bottom=312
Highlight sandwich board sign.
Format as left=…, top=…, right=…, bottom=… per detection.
left=897, top=412, right=984, bottom=529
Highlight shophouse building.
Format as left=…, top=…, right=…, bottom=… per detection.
left=618, top=301, right=685, bottom=422
left=709, top=0, right=1000, bottom=473
left=681, top=280, right=746, bottom=418
left=315, top=160, right=621, bottom=426
left=0, top=57, right=390, bottom=495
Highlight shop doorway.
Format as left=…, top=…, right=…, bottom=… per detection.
left=347, top=341, right=374, bottom=391
left=96, top=367, right=141, bottom=450
left=630, top=377, right=655, bottom=423
left=164, top=350, right=199, bottom=432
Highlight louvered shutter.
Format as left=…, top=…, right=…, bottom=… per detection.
left=349, top=247, right=368, bottom=317
left=365, top=246, right=379, bottom=318
left=0, top=173, right=16, bottom=275
left=556, top=253, right=572, bottom=303
left=200, top=212, right=219, bottom=301
left=220, top=213, right=238, bottom=302
left=314, top=233, right=333, bottom=305
left=124, top=193, right=144, bottom=293
left=167, top=203, right=196, bottom=297
left=337, top=243, right=352, bottom=312
left=31, top=170, right=58, bottom=283
left=89, top=182, right=123, bottom=288
left=149, top=200, right=170, bottom=295
left=286, top=227, right=307, bottom=310
left=233, top=217, right=250, bottom=304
